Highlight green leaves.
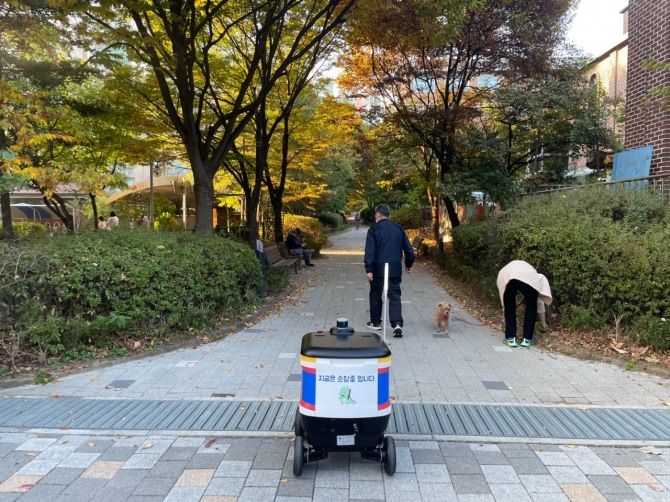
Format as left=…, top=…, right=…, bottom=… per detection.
left=0, top=231, right=262, bottom=365
left=450, top=185, right=670, bottom=346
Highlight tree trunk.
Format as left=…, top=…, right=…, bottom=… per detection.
left=427, top=187, right=439, bottom=243
left=42, top=191, right=74, bottom=231
left=273, top=200, right=284, bottom=244
left=190, top=149, right=214, bottom=234
left=243, top=191, right=261, bottom=248
left=193, top=175, right=214, bottom=234
left=89, top=193, right=99, bottom=231
left=0, top=191, right=13, bottom=239
left=444, top=198, right=459, bottom=229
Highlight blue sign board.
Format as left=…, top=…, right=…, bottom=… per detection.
left=611, top=145, right=654, bottom=188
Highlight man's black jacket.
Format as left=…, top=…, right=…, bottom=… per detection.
left=364, top=218, right=415, bottom=278
left=286, top=233, right=303, bottom=251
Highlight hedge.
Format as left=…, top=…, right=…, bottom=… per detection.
left=0, top=230, right=262, bottom=367
left=447, top=185, right=670, bottom=349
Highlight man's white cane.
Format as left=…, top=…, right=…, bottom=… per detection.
left=382, top=263, right=389, bottom=343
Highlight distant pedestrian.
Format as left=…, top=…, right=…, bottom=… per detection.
left=354, top=213, right=360, bottom=230
left=107, top=211, right=119, bottom=230
left=285, top=228, right=314, bottom=266
left=364, top=204, right=415, bottom=337
left=496, top=260, right=552, bottom=347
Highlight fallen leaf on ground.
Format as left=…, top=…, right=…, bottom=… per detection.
left=651, top=485, right=665, bottom=492
left=204, top=438, right=217, bottom=448
left=49, top=391, right=58, bottom=398
left=87, top=442, right=95, bottom=447
left=26, top=452, right=37, bottom=457
left=143, top=443, right=153, bottom=449
left=610, top=345, right=628, bottom=354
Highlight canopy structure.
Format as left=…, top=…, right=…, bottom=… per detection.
left=106, top=175, right=195, bottom=207
left=105, top=175, right=244, bottom=229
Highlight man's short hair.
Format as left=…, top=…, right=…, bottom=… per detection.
left=375, top=204, right=391, bottom=218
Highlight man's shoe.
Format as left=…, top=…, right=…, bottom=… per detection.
left=393, top=325, right=403, bottom=337
left=502, top=338, right=518, bottom=348
left=366, top=322, right=382, bottom=331
left=520, top=338, right=533, bottom=347
left=306, top=263, right=314, bottom=266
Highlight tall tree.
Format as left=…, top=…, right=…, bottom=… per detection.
left=82, top=0, right=356, bottom=239
left=0, top=0, right=74, bottom=237
left=341, top=0, right=572, bottom=234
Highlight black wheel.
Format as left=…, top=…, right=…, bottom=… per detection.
left=294, top=409, right=304, bottom=437
left=383, top=436, right=396, bottom=476
left=293, top=436, right=305, bottom=476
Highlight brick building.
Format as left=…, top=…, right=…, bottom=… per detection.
left=625, top=0, right=670, bottom=174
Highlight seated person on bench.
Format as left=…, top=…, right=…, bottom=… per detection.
left=285, top=228, right=314, bottom=266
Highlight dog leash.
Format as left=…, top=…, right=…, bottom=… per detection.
left=451, top=315, right=491, bottom=327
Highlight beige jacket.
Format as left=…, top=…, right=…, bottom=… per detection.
left=496, top=260, right=552, bottom=313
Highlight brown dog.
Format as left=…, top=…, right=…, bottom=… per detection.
left=435, top=302, right=452, bottom=333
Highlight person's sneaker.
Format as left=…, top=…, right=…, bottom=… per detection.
left=502, top=338, right=518, bottom=348
left=520, top=338, right=533, bottom=347
left=366, top=322, right=382, bottom=331
left=306, top=263, right=315, bottom=266
left=392, top=325, right=403, bottom=338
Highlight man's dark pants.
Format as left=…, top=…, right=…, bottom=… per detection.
left=503, top=279, right=538, bottom=340
left=369, top=275, right=403, bottom=327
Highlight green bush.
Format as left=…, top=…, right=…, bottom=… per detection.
left=359, top=207, right=374, bottom=224
left=390, top=207, right=425, bottom=230
left=283, top=215, right=326, bottom=254
left=446, top=185, right=670, bottom=347
left=450, top=220, right=498, bottom=269
left=629, top=315, right=670, bottom=351
left=154, top=212, right=182, bottom=230
left=0, top=230, right=262, bottom=363
left=317, top=211, right=346, bottom=229
left=0, top=222, right=49, bottom=238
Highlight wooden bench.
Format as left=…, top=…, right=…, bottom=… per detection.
left=411, top=236, right=424, bottom=255
left=264, top=244, right=300, bottom=274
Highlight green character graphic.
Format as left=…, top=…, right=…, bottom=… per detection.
left=339, top=386, right=356, bottom=405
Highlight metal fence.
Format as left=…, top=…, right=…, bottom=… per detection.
left=522, top=172, right=670, bottom=202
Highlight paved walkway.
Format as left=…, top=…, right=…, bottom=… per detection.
left=0, top=227, right=669, bottom=501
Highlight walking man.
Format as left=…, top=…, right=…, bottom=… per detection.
left=364, top=204, right=415, bottom=337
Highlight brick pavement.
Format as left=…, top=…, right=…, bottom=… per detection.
left=0, top=432, right=669, bottom=501
left=1, top=226, right=670, bottom=501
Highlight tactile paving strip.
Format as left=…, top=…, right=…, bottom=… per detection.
left=0, top=397, right=668, bottom=442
